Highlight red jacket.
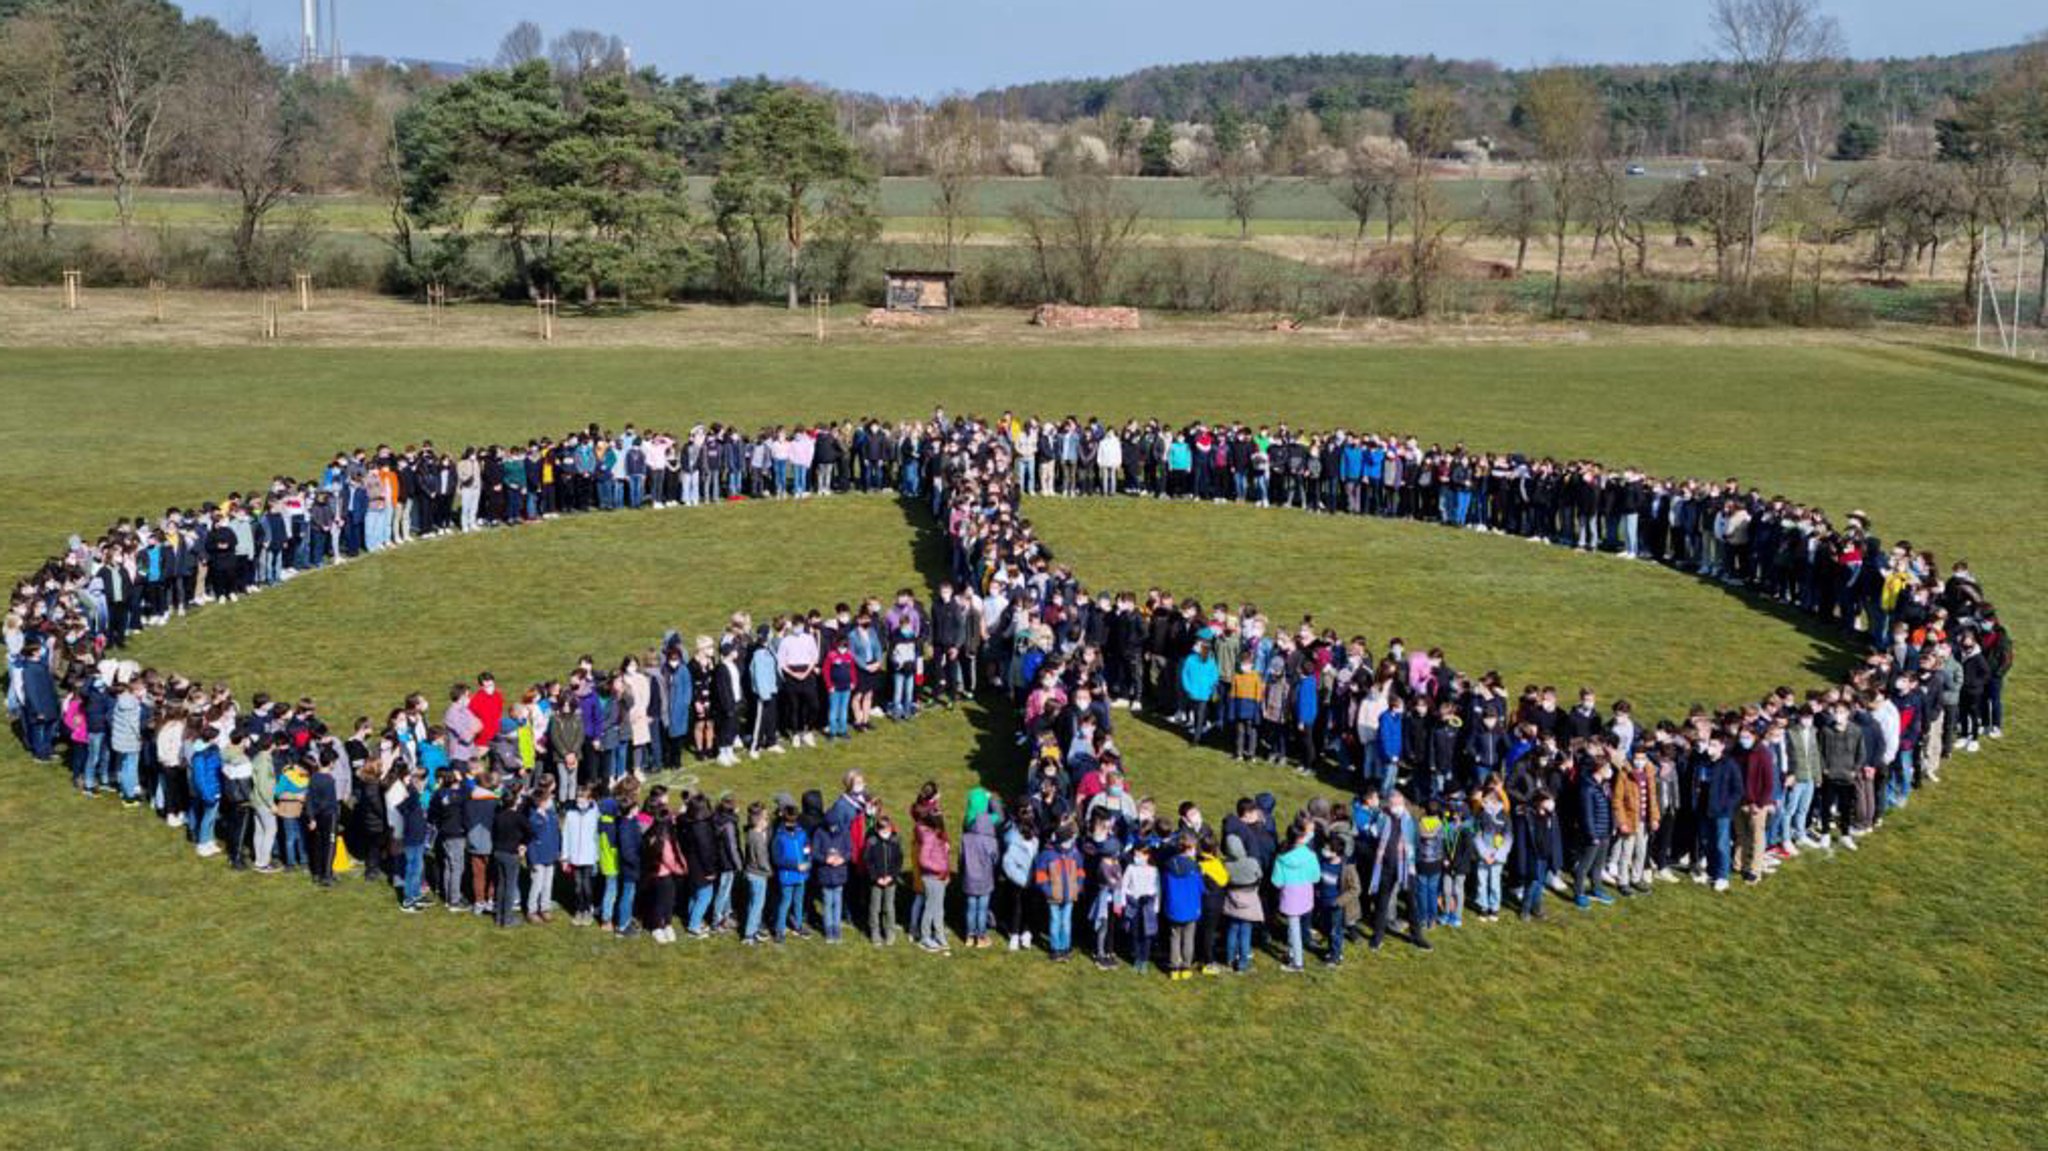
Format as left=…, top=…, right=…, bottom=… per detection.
left=1742, top=743, right=1776, bottom=807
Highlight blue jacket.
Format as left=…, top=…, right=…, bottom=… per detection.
left=772, top=825, right=811, bottom=886
left=1706, top=755, right=1746, bottom=819
left=1180, top=653, right=1220, bottom=703
left=1377, top=714, right=1404, bottom=761
left=526, top=808, right=562, bottom=868
left=1160, top=854, right=1203, bottom=924
left=189, top=744, right=222, bottom=804
left=811, top=822, right=851, bottom=887
left=616, top=814, right=645, bottom=880
left=662, top=661, right=693, bottom=736
left=1577, top=774, right=1614, bottom=846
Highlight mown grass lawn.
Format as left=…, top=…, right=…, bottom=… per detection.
left=0, top=340, right=2044, bottom=1151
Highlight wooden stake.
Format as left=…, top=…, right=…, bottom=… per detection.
left=536, top=295, right=557, bottom=342
left=295, top=272, right=312, bottom=312
left=260, top=294, right=280, bottom=341
left=149, top=279, right=166, bottom=324
left=814, top=292, right=829, bottom=342
left=426, top=282, right=446, bottom=327
left=62, top=269, right=81, bottom=311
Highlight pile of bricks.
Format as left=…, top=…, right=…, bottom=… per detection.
left=1030, top=304, right=1141, bottom=331
left=861, top=308, right=934, bottom=328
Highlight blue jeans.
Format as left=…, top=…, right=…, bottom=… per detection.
left=116, top=749, right=140, bottom=799
left=821, top=885, right=844, bottom=939
left=743, top=873, right=768, bottom=939
left=1285, top=913, right=1305, bottom=968
left=80, top=733, right=108, bottom=792
left=606, top=742, right=628, bottom=782
left=828, top=690, right=851, bottom=738
left=965, top=892, right=990, bottom=938
left=892, top=671, right=916, bottom=718
left=1784, top=780, right=1815, bottom=840
left=627, top=474, right=645, bottom=508
left=713, top=871, right=735, bottom=926
left=403, top=843, right=426, bottom=905
left=1325, top=905, right=1348, bottom=963
left=1886, top=753, right=1914, bottom=810
left=1709, top=815, right=1733, bottom=881
left=1047, top=901, right=1074, bottom=954
left=775, top=881, right=805, bottom=939
left=687, top=881, right=715, bottom=933
left=1226, top=919, right=1254, bottom=969
left=282, top=818, right=305, bottom=867
left=192, top=799, right=218, bottom=846
left=1476, top=862, right=1503, bottom=912
left=613, top=876, right=638, bottom=931
left=1524, top=860, right=1550, bottom=916
left=1415, top=873, right=1441, bottom=929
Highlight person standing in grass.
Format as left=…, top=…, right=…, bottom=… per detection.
left=396, top=766, right=430, bottom=911
left=914, top=808, right=953, bottom=954
left=823, top=633, right=857, bottom=742
left=641, top=790, right=685, bottom=943
left=1516, top=790, right=1562, bottom=920
left=999, top=810, right=1040, bottom=952
left=1473, top=790, right=1513, bottom=920
left=1270, top=821, right=1320, bottom=973
left=1368, top=790, right=1422, bottom=951
left=811, top=806, right=852, bottom=944
left=863, top=815, right=904, bottom=946
left=1161, top=834, right=1205, bottom=980
left=304, top=746, right=340, bottom=888
left=524, top=786, right=561, bottom=923
left=561, top=784, right=600, bottom=926
left=771, top=803, right=811, bottom=943
left=1033, top=818, right=1084, bottom=962
left=741, top=802, right=773, bottom=944
left=188, top=725, right=223, bottom=857
left=1221, top=833, right=1265, bottom=973
left=110, top=674, right=146, bottom=805
left=959, top=789, right=1000, bottom=950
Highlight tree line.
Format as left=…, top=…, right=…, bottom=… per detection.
left=0, top=0, right=2042, bottom=325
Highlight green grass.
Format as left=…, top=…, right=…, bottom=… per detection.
left=1, top=341, right=2045, bottom=1150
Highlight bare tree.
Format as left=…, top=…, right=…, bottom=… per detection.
left=1397, top=83, right=1462, bottom=316
left=548, top=28, right=626, bottom=110
left=1009, top=161, right=1143, bottom=305
left=1483, top=172, right=1543, bottom=274
left=923, top=97, right=981, bottom=270
left=1522, top=68, right=1606, bottom=315
left=0, top=10, right=72, bottom=240
left=1326, top=135, right=1405, bottom=254
left=495, top=21, right=544, bottom=70
left=1202, top=145, right=1270, bottom=239
left=1709, top=0, right=1845, bottom=286
left=184, top=31, right=297, bottom=284
left=66, top=0, right=189, bottom=240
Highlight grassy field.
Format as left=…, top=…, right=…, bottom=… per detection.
left=1, top=340, right=2044, bottom=1150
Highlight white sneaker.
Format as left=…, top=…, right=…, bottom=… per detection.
left=1007, top=935, right=1019, bottom=951
left=1989, top=728, right=2003, bottom=740
left=1840, top=835, right=1858, bottom=851
left=749, top=749, right=759, bottom=761
left=769, top=745, right=786, bottom=755
left=1966, top=740, right=1980, bottom=753
left=1022, top=931, right=1033, bottom=948
left=1691, top=871, right=1709, bottom=886
left=1713, top=879, right=1730, bottom=893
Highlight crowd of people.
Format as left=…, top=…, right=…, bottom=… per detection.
left=5, top=408, right=2016, bottom=974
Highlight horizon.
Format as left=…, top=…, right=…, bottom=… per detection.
left=176, top=0, right=2042, bottom=97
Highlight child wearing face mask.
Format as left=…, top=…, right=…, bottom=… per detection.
left=1473, top=791, right=1514, bottom=920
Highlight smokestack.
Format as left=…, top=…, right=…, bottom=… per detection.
left=300, top=0, right=316, bottom=70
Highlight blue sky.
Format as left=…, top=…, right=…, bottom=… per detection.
left=185, top=0, right=2040, bottom=95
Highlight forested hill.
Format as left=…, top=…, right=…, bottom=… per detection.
left=966, top=46, right=2024, bottom=153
